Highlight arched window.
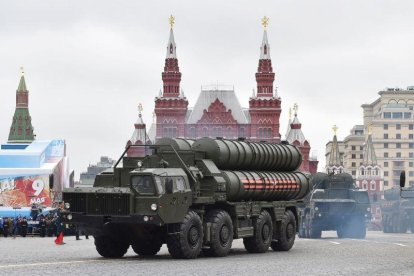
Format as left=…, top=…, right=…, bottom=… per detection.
left=264, top=45, right=267, bottom=55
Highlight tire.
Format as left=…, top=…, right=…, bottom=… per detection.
left=132, top=239, right=162, bottom=256
left=94, top=236, right=129, bottom=258
left=167, top=210, right=203, bottom=259
left=271, top=210, right=296, bottom=251
left=243, top=210, right=273, bottom=253
left=203, top=209, right=233, bottom=257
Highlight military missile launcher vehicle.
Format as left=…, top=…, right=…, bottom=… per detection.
left=62, top=138, right=311, bottom=259
left=381, top=176, right=414, bottom=233
left=298, top=172, right=371, bottom=239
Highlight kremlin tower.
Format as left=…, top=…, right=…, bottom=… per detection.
left=8, top=68, right=35, bottom=144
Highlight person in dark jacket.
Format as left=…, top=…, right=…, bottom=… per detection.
left=20, top=217, right=28, bottom=237
left=39, top=217, right=46, bottom=237
left=3, top=218, right=9, bottom=237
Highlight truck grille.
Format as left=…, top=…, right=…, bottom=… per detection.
left=64, top=192, right=130, bottom=215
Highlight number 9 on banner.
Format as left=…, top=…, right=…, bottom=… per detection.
left=32, top=179, right=45, bottom=196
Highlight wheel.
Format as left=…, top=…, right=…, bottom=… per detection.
left=167, top=210, right=203, bottom=259
left=203, top=209, right=233, bottom=257
left=243, top=210, right=273, bottom=253
left=309, top=222, right=321, bottom=239
left=132, top=239, right=162, bottom=256
left=271, top=210, right=296, bottom=251
left=94, top=236, right=129, bottom=258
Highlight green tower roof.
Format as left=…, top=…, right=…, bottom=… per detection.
left=8, top=72, right=35, bottom=144
left=17, top=75, right=27, bottom=91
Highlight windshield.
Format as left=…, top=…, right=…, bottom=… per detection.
left=131, top=175, right=156, bottom=195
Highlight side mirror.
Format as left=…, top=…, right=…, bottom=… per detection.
left=400, top=170, right=406, bottom=188
left=49, top=174, right=54, bottom=190
left=165, top=179, right=173, bottom=194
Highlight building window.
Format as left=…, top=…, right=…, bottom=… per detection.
left=384, top=162, right=388, bottom=167
left=352, top=170, right=356, bottom=176
left=371, top=182, right=376, bottom=190
left=409, top=124, right=413, bottom=130
left=404, top=112, right=411, bottom=119
left=351, top=154, right=356, bottom=159
left=360, top=154, right=363, bottom=159
left=393, top=112, right=403, bottom=119
left=202, top=127, right=208, bottom=137
left=384, top=143, right=388, bottom=148
left=384, top=134, right=388, bottom=139
left=396, top=134, right=401, bottom=139
left=396, top=152, right=401, bottom=158
left=410, top=162, right=414, bottom=167
left=384, top=181, right=388, bottom=187
left=409, top=171, right=414, bottom=177
left=393, top=170, right=401, bottom=177
left=226, top=127, right=233, bottom=138
left=384, top=152, right=388, bottom=158
left=396, top=124, right=401, bottom=130
left=384, top=124, right=388, bottom=130
left=352, top=162, right=356, bottom=167
left=352, top=146, right=356, bottom=150
left=239, top=127, right=245, bottom=138
left=360, top=146, right=363, bottom=150
left=384, top=113, right=391, bottom=119
left=189, top=127, right=196, bottom=139
left=396, top=143, right=401, bottom=148
left=362, top=180, right=368, bottom=190
left=410, top=152, right=414, bottom=158
left=384, top=171, right=388, bottom=177
left=163, top=127, right=177, bottom=138
left=409, top=134, right=413, bottom=140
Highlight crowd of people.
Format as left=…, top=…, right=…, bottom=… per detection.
left=0, top=213, right=60, bottom=238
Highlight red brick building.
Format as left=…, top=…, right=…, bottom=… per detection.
left=130, top=20, right=317, bottom=173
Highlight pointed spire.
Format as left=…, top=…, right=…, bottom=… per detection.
left=256, top=16, right=275, bottom=97
left=18, top=67, right=27, bottom=92
left=161, top=15, right=181, bottom=97
left=260, top=30, right=271, bottom=60
left=166, top=15, right=177, bottom=59
left=286, top=104, right=306, bottom=145
left=8, top=68, right=35, bottom=144
left=328, top=125, right=342, bottom=167
left=363, top=125, right=377, bottom=166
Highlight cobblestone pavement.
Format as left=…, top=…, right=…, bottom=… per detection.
left=1, top=231, right=413, bottom=276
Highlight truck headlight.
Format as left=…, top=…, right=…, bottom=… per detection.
left=151, top=203, right=158, bottom=211
left=64, top=202, right=70, bottom=209
left=143, top=216, right=149, bottom=222
left=367, top=207, right=371, bottom=212
left=67, top=214, right=73, bottom=220
left=137, top=161, right=143, bottom=168
left=315, top=206, right=319, bottom=211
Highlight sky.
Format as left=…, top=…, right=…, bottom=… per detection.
left=1, top=0, right=414, bottom=180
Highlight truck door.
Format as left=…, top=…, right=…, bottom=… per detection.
left=158, top=176, right=192, bottom=224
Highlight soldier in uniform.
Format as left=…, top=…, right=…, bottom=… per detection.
left=39, top=216, right=47, bottom=237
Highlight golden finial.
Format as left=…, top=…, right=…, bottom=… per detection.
left=261, top=16, right=269, bottom=30
left=293, top=103, right=298, bottom=115
left=332, top=125, right=338, bottom=135
left=169, top=15, right=175, bottom=29
left=138, top=103, right=143, bottom=114
left=20, top=66, right=24, bottom=76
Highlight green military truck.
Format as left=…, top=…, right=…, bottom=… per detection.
left=62, top=138, right=310, bottom=259
left=298, top=172, right=371, bottom=239
left=381, top=171, right=414, bottom=233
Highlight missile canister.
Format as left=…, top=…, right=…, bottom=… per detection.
left=192, top=137, right=302, bottom=171
left=384, top=187, right=400, bottom=201
left=222, top=170, right=310, bottom=201
left=156, top=138, right=194, bottom=151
